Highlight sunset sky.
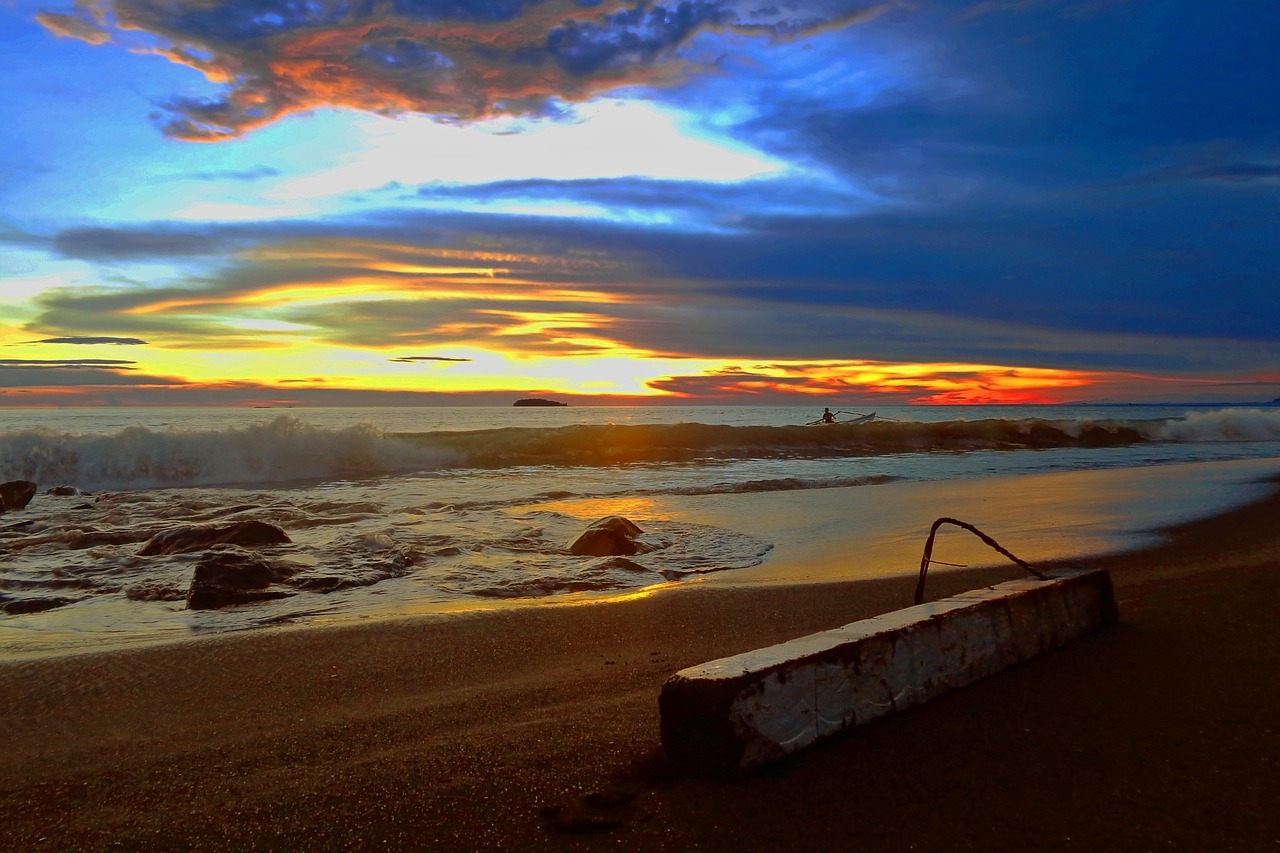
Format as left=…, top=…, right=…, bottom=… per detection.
left=2, top=0, right=1277, bottom=406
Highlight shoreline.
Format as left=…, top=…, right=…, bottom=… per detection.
left=1, top=472, right=1278, bottom=849
left=4, top=456, right=1278, bottom=662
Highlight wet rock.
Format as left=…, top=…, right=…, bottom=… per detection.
left=66, top=530, right=155, bottom=549
left=568, top=516, right=654, bottom=557
left=186, top=546, right=297, bottom=610
left=293, top=576, right=350, bottom=594
left=1, top=595, right=72, bottom=615
left=292, top=574, right=382, bottom=594
left=46, top=485, right=84, bottom=496
left=125, top=582, right=188, bottom=602
left=140, top=520, right=291, bottom=556
left=291, top=548, right=416, bottom=594
left=0, top=480, right=37, bottom=514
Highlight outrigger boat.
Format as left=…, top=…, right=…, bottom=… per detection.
left=806, top=410, right=876, bottom=426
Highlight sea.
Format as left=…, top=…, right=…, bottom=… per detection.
left=2, top=404, right=1279, bottom=659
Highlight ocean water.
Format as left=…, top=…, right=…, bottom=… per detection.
left=2, top=404, right=1279, bottom=658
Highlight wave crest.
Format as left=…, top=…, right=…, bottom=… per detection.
left=397, top=418, right=1152, bottom=467
left=0, top=416, right=457, bottom=490
left=1156, top=409, right=1280, bottom=442
left=3, top=409, right=1275, bottom=491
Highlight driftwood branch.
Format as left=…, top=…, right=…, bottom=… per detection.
left=914, top=517, right=1048, bottom=605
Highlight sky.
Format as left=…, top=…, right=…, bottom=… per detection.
left=1, top=0, right=1277, bottom=407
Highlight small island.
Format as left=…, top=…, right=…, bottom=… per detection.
left=512, top=398, right=568, bottom=407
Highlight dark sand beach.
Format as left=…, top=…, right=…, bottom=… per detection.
left=2, top=479, right=1277, bottom=851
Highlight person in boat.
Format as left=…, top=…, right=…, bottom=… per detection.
left=820, top=407, right=836, bottom=424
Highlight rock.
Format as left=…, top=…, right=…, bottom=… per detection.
left=186, top=546, right=297, bottom=610
left=0, top=480, right=37, bottom=513
left=569, top=516, right=654, bottom=557
left=46, top=485, right=83, bottom=496
left=66, top=530, right=154, bottom=549
left=125, top=583, right=188, bottom=602
left=140, top=520, right=291, bottom=556
left=1, top=595, right=72, bottom=615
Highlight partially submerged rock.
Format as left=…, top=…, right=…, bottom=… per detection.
left=1, top=595, right=72, bottom=615
left=186, top=546, right=297, bottom=610
left=568, top=516, right=654, bottom=557
left=0, top=480, right=37, bottom=514
left=126, top=582, right=188, bottom=602
left=140, top=520, right=291, bottom=556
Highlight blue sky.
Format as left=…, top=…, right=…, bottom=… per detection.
left=2, top=0, right=1277, bottom=406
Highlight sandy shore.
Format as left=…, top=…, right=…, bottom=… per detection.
left=2, top=475, right=1278, bottom=850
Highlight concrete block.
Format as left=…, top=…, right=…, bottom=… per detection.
left=659, top=568, right=1117, bottom=771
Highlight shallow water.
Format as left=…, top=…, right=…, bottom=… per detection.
left=1, top=405, right=1278, bottom=658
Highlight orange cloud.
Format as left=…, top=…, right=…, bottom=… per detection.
left=647, top=361, right=1101, bottom=404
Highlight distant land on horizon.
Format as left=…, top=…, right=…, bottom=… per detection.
left=511, top=398, right=568, bottom=407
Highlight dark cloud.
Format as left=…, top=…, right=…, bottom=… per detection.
left=415, top=175, right=853, bottom=224
left=0, top=356, right=137, bottom=371
left=184, top=166, right=283, bottom=182
left=0, top=358, right=136, bottom=367
left=53, top=227, right=233, bottom=260
left=726, top=0, right=1280, bottom=208
left=35, top=0, right=883, bottom=139
left=0, top=368, right=183, bottom=391
left=1125, top=159, right=1280, bottom=188
left=21, top=336, right=148, bottom=345
left=390, top=355, right=473, bottom=362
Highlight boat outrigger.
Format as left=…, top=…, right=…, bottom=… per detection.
left=806, top=410, right=877, bottom=426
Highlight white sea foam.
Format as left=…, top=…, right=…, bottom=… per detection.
left=1156, top=409, right=1280, bottom=442
left=0, top=415, right=457, bottom=490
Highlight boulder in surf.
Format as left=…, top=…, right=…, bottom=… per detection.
left=0, top=480, right=37, bottom=514
left=186, top=545, right=297, bottom=610
left=568, top=516, right=654, bottom=557
left=140, top=520, right=291, bottom=556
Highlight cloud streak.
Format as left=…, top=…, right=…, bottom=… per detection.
left=19, top=336, right=148, bottom=346
left=0, top=358, right=137, bottom=369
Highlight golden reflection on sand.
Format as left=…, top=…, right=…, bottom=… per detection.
left=529, top=495, right=674, bottom=521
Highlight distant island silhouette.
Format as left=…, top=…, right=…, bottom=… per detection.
left=512, top=398, right=567, bottom=407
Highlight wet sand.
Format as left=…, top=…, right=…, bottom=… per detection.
left=1, top=474, right=1278, bottom=850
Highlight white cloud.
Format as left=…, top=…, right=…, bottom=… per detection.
left=266, top=99, right=789, bottom=203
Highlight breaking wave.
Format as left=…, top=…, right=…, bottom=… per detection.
left=3, top=409, right=1278, bottom=492
left=0, top=416, right=458, bottom=490
left=1155, top=408, right=1280, bottom=442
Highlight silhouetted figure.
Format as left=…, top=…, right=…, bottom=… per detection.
left=821, top=407, right=836, bottom=424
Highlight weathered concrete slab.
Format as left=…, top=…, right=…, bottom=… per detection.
left=659, top=568, right=1117, bottom=771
